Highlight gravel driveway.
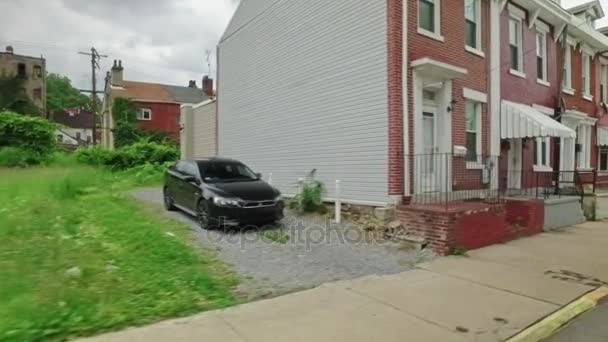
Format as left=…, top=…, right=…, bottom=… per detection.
left=131, top=187, right=433, bottom=299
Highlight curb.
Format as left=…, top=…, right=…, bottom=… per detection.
left=506, top=287, right=608, bottom=342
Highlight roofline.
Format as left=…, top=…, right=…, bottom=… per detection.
left=219, top=0, right=244, bottom=43
left=0, top=52, right=45, bottom=62
left=566, top=0, right=605, bottom=19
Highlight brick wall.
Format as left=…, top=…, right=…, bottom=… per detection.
left=388, top=0, right=492, bottom=197
left=397, top=199, right=544, bottom=255
left=387, top=0, right=404, bottom=196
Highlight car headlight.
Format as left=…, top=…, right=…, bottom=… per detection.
left=213, top=196, right=241, bottom=207
left=274, top=194, right=283, bottom=202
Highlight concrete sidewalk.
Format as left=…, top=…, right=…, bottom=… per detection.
left=78, top=221, right=608, bottom=342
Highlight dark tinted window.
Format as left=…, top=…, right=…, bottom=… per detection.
left=199, top=161, right=257, bottom=183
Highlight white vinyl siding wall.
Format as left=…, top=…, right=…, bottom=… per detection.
left=192, top=102, right=217, bottom=158
left=218, top=0, right=388, bottom=205
left=181, top=101, right=217, bottom=159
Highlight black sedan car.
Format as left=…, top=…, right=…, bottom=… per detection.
left=163, top=158, right=284, bottom=229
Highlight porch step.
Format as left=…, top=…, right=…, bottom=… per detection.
left=544, top=197, right=586, bottom=231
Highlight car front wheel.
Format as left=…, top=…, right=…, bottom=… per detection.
left=197, top=200, right=211, bottom=230
left=163, top=188, right=176, bottom=211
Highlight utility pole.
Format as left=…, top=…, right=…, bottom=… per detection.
left=79, top=47, right=107, bottom=145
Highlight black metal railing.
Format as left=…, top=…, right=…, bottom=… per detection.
left=406, top=154, right=501, bottom=209
left=497, top=169, right=596, bottom=202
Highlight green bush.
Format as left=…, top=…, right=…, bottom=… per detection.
left=0, top=147, right=46, bottom=167
left=75, top=146, right=113, bottom=166
left=106, top=141, right=179, bottom=170
left=0, top=111, right=57, bottom=155
left=76, top=141, right=178, bottom=170
left=289, top=169, right=326, bottom=214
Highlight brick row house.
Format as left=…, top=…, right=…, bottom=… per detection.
left=217, top=0, right=608, bottom=254
left=100, top=60, right=214, bottom=149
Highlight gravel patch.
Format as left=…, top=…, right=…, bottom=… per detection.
left=130, top=187, right=433, bottom=299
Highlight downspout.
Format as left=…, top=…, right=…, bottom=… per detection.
left=489, top=0, right=502, bottom=189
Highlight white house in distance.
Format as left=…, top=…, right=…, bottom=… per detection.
left=180, top=98, right=217, bottom=159
left=51, top=109, right=94, bottom=147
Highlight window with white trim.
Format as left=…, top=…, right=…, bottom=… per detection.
left=418, top=0, right=441, bottom=36
left=137, top=108, right=152, bottom=121
left=599, top=147, right=608, bottom=172
left=465, top=100, right=482, bottom=163
left=562, top=44, right=572, bottom=90
left=577, top=124, right=592, bottom=169
left=509, top=17, right=523, bottom=73
left=536, top=30, right=547, bottom=82
left=582, top=53, right=591, bottom=96
left=533, top=137, right=551, bottom=170
left=464, top=0, right=481, bottom=50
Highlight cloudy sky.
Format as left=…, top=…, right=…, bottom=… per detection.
left=0, top=0, right=239, bottom=90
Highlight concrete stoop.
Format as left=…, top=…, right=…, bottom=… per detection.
left=544, top=197, right=586, bottom=231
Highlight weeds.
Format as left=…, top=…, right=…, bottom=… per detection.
left=289, top=169, right=326, bottom=214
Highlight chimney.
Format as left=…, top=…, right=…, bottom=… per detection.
left=188, top=80, right=197, bottom=88
left=111, top=59, right=124, bottom=87
left=202, top=76, right=214, bottom=97
left=5, top=46, right=13, bottom=54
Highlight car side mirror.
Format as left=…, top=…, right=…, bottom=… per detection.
left=184, top=175, right=200, bottom=184
left=256, top=172, right=262, bottom=180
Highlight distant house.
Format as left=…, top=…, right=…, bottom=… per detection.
left=100, top=60, right=214, bottom=149
left=0, top=46, right=46, bottom=113
left=51, top=109, right=94, bottom=147
left=180, top=98, right=217, bottom=159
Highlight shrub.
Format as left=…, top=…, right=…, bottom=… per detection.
left=106, top=141, right=179, bottom=170
left=0, top=111, right=57, bottom=155
left=289, top=169, right=326, bottom=214
left=75, top=146, right=113, bottom=166
left=76, top=141, right=178, bottom=170
left=0, top=147, right=45, bottom=167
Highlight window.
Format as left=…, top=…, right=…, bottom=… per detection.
left=577, top=125, right=592, bottom=169
left=582, top=53, right=591, bottom=97
left=86, top=135, right=91, bottom=143
left=533, top=137, right=551, bottom=170
left=509, top=17, right=523, bottom=73
left=57, top=134, right=63, bottom=142
left=536, top=30, right=547, bottom=82
left=33, top=88, right=41, bottom=100
left=418, top=0, right=441, bottom=37
left=465, top=0, right=480, bottom=50
left=599, top=148, right=608, bottom=172
left=17, top=63, right=26, bottom=78
left=562, top=44, right=573, bottom=91
left=33, top=65, right=42, bottom=78
left=76, top=132, right=81, bottom=140
left=137, top=108, right=152, bottom=121
left=465, top=100, right=482, bottom=163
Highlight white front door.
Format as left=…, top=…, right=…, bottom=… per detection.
left=507, top=139, right=522, bottom=190
left=420, top=106, right=438, bottom=193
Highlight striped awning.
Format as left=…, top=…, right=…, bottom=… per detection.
left=501, top=100, right=576, bottom=139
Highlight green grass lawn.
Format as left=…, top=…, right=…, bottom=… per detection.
left=0, top=166, right=238, bottom=341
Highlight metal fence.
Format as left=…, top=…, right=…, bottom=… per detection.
left=406, top=154, right=501, bottom=209
left=497, top=169, right=596, bottom=202
left=406, top=153, right=598, bottom=208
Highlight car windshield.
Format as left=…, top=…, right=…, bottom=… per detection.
left=199, top=162, right=258, bottom=183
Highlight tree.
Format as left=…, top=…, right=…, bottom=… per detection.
left=46, top=73, right=90, bottom=112
left=0, top=76, right=40, bottom=115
